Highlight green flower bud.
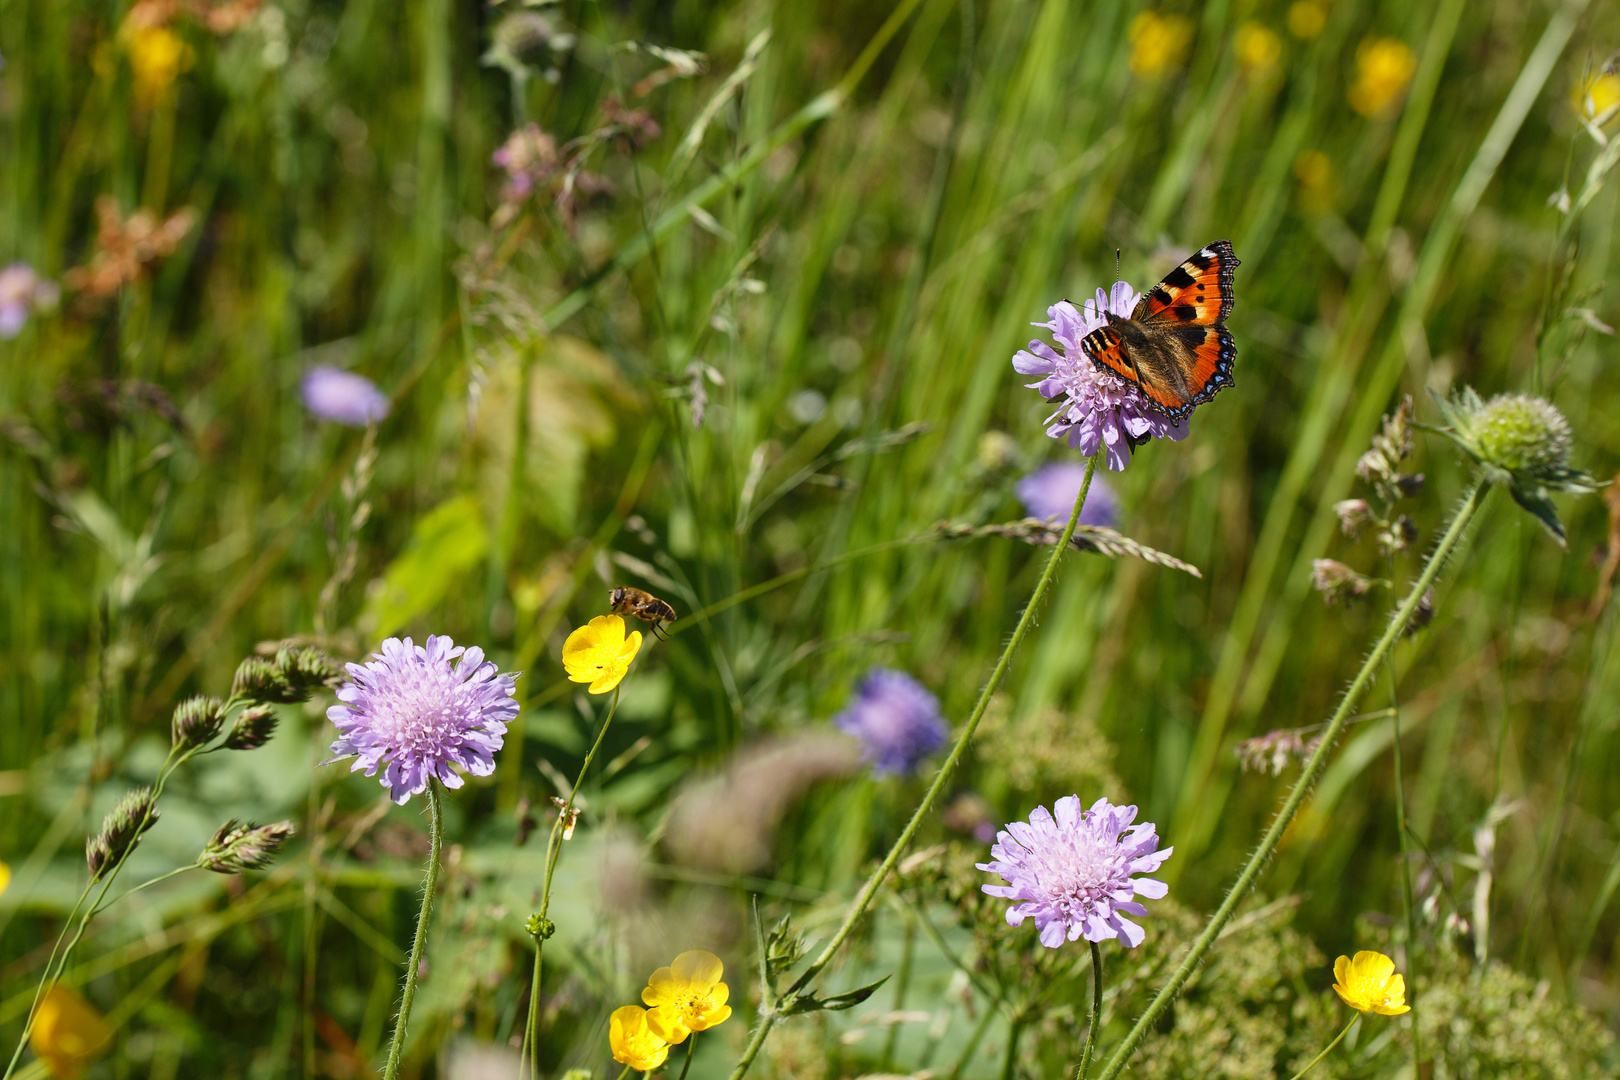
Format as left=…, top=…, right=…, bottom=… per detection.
left=171, top=695, right=227, bottom=750
left=232, top=656, right=294, bottom=703
left=198, top=819, right=296, bottom=874
left=223, top=704, right=280, bottom=751
left=1432, top=387, right=1600, bottom=546
left=87, top=787, right=159, bottom=881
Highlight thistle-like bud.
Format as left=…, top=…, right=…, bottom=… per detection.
left=86, top=788, right=159, bottom=881
left=171, top=695, right=227, bottom=750
left=1311, top=559, right=1378, bottom=605
left=232, top=657, right=293, bottom=703
left=274, top=646, right=342, bottom=696
left=222, top=704, right=280, bottom=751
left=1431, top=387, right=1599, bottom=545
left=198, top=819, right=296, bottom=874
left=1335, top=498, right=1374, bottom=537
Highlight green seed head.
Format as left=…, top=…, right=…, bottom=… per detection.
left=1470, top=394, right=1572, bottom=475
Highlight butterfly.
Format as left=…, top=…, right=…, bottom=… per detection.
left=1079, top=240, right=1239, bottom=423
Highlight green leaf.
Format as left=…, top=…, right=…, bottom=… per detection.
left=780, top=974, right=890, bottom=1016
left=360, top=495, right=489, bottom=638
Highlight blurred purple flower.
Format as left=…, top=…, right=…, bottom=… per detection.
left=834, top=668, right=948, bottom=776
left=302, top=365, right=390, bottom=426
left=1012, top=285, right=1187, bottom=471
left=978, top=795, right=1172, bottom=949
left=1016, top=463, right=1118, bottom=528
left=0, top=262, right=58, bottom=339
left=325, top=636, right=518, bottom=805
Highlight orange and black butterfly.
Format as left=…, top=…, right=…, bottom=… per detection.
left=1080, top=240, right=1239, bottom=423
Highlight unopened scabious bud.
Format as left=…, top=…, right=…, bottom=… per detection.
left=1311, top=559, right=1377, bottom=605
left=87, top=788, right=159, bottom=880
left=1432, top=387, right=1598, bottom=545
left=171, top=695, right=226, bottom=750
left=1335, top=498, right=1373, bottom=536
left=233, top=656, right=294, bottom=703
left=223, top=704, right=279, bottom=750
left=198, top=819, right=296, bottom=873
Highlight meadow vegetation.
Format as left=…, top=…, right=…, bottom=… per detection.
left=3, top=0, right=1620, bottom=1077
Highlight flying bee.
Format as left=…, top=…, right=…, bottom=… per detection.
left=608, top=586, right=677, bottom=640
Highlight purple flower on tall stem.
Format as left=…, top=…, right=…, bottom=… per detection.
left=1012, top=285, right=1187, bottom=471
left=978, top=795, right=1172, bottom=948
left=302, top=365, right=390, bottom=426
left=1016, top=462, right=1119, bottom=528
left=325, top=636, right=519, bottom=805
left=833, top=668, right=948, bottom=776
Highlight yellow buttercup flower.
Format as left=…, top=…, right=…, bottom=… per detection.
left=0, top=859, right=10, bottom=898
left=562, top=614, right=642, bottom=694
left=124, top=25, right=193, bottom=109
left=1235, top=23, right=1282, bottom=75
left=641, top=950, right=733, bottom=1044
left=1574, top=71, right=1620, bottom=125
left=608, top=1006, right=670, bottom=1072
left=1293, top=149, right=1337, bottom=212
left=1348, top=38, right=1416, bottom=118
left=29, top=984, right=113, bottom=1078
left=1286, top=0, right=1326, bottom=40
left=1128, top=12, right=1192, bottom=78
left=1332, top=951, right=1411, bottom=1015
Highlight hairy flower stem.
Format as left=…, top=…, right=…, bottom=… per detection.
left=1096, top=482, right=1492, bottom=1080
left=726, top=455, right=1100, bottom=1080
left=521, top=686, right=621, bottom=1077
left=1286, top=1014, right=1359, bottom=1080
left=1384, top=556, right=1422, bottom=1068
left=1076, top=942, right=1103, bottom=1080
left=382, top=779, right=443, bottom=1080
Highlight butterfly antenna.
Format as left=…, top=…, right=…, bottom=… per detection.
left=1115, top=249, right=1122, bottom=283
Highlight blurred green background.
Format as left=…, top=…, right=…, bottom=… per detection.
left=3, top=0, right=1620, bottom=1076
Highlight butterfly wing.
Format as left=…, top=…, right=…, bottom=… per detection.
left=1079, top=324, right=1135, bottom=382
left=1117, top=240, right=1239, bottom=420
left=1133, top=240, right=1238, bottom=327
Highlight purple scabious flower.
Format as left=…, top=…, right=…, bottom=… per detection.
left=326, top=636, right=518, bottom=805
left=978, top=795, right=1172, bottom=949
left=302, top=365, right=390, bottom=426
left=1016, top=462, right=1119, bottom=528
left=0, top=262, right=57, bottom=339
left=833, top=668, right=948, bottom=776
left=1012, top=284, right=1188, bottom=471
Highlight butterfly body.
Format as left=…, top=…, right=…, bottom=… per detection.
left=1080, top=240, right=1239, bottom=422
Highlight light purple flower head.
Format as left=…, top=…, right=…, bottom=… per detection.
left=302, top=365, right=390, bottom=426
left=325, top=636, right=519, bottom=805
left=1012, top=284, right=1188, bottom=471
left=978, top=795, right=1172, bottom=949
left=834, top=668, right=948, bottom=776
left=0, top=262, right=58, bottom=339
left=1016, top=462, right=1119, bottom=528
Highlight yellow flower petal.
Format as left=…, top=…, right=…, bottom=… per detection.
left=30, top=984, right=113, bottom=1079
left=1331, top=950, right=1411, bottom=1015
left=562, top=615, right=642, bottom=695
left=671, top=949, right=725, bottom=986
left=609, top=1005, right=670, bottom=1071
left=645, top=1005, right=691, bottom=1045
left=639, top=950, right=733, bottom=1042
